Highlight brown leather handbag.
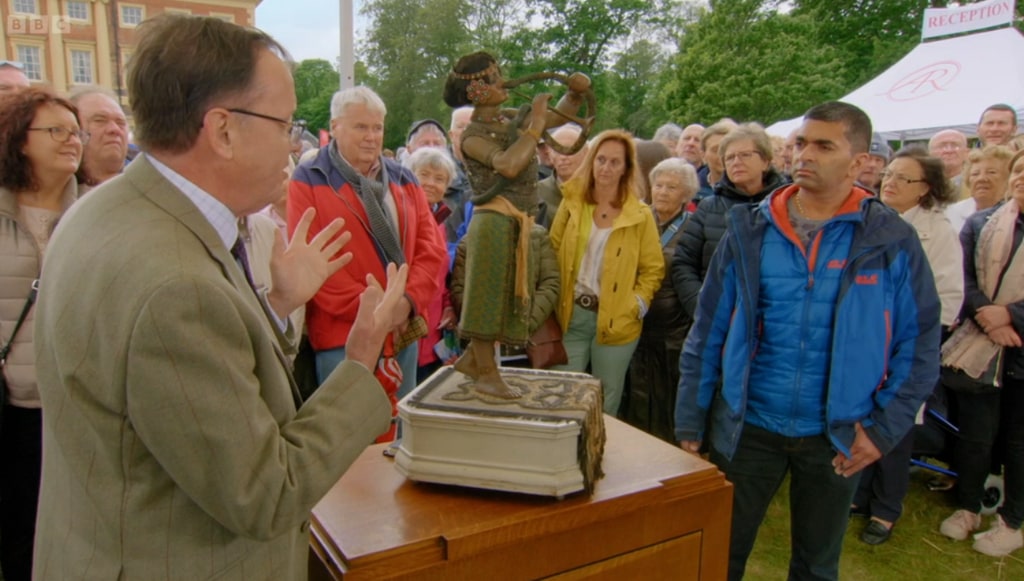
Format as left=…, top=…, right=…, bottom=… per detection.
left=526, top=314, right=568, bottom=369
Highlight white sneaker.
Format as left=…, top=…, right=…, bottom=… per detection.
left=940, top=509, right=981, bottom=541
left=973, top=515, right=1024, bottom=557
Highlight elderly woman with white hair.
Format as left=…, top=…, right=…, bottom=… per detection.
left=403, top=147, right=459, bottom=381
left=625, top=158, right=700, bottom=442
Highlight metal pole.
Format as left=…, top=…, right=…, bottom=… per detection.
left=339, top=0, right=354, bottom=89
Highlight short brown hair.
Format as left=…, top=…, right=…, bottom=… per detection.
left=126, top=14, right=289, bottom=154
left=0, top=87, right=78, bottom=192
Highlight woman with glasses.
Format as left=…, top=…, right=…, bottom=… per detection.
left=0, top=87, right=85, bottom=581
left=549, top=130, right=664, bottom=416
left=671, top=123, right=787, bottom=321
left=852, top=147, right=962, bottom=545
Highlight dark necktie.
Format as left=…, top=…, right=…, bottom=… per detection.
left=230, top=237, right=258, bottom=294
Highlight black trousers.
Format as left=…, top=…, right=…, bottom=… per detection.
left=0, top=405, right=42, bottom=581
left=853, top=427, right=915, bottom=523
left=949, top=378, right=1024, bottom=528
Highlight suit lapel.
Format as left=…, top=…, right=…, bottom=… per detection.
left=123, top=157, right=304, bottom=407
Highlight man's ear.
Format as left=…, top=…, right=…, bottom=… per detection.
left=848, top=152, right=870, bottom=180
left=199, top=108, right=236, bottom=160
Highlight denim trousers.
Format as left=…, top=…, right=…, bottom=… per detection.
left=710, top=423, right=858, bottom=581
left=315, top=342, right=418, bottom=401
left=949, top=379, right=1024, bottom=528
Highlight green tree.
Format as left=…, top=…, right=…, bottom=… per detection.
left=293, top=59, right=341, bottom=133
left=604, top=39, right=668, bottom=137
left=658, top=1, right=848, bottom=126
left=361, top=0, right=472, bottom=149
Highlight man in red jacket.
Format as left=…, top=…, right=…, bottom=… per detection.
left=289, top=86, right=447, bottom=402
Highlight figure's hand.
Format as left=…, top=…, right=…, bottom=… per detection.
left=345, top=264, right=410, bottom=370
left=679, top=440, right=701, bottom=456
left=988, top=325, right=1023, bottom=347
left=976, top=305, right=1012, bottom=333
left=832, top=422, right=881, bottom=478
left=567, top=72, right=591, bottom=94
left=267, top=207, right=352, bottom=320
left=530, top=93, right=552, bottom=127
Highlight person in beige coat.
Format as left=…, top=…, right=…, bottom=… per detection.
left=854, top=146, right=962, bottom=545
left=0, top=88, right=85, bottom=581
left=32, top=15, right=406, bottom=581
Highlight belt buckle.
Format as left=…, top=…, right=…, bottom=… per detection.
left=578, top=294, right=596, bottom=310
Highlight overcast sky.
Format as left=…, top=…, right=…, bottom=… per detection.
left=255, top=0, right=367, bottom=64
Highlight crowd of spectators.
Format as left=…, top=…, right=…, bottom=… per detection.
left=2, top=14, right=1024, bottom=580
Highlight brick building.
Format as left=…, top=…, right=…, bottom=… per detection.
left=0, top=0, right=261, bottom=103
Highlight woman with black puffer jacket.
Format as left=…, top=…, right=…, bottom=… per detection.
left=671, top=123, right=788, bottom=319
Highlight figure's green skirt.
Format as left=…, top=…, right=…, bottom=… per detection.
left=460, top=210, right=531, bottom=346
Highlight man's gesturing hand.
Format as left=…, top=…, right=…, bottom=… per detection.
left=345, top=263, right=410, bottom=370
left=267, top=207, right=352, bottom=320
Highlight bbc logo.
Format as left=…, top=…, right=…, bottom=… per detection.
left=6, top=15, right=74, bottom=36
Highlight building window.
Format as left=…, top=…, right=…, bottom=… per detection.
left=70, top=49, right=92, bottom=84
left=66, top=1, right=88, bottom=21
left=16, top=45, right=41, bottom=81
left=120, top=5, right=143, bottom=27
left=12, top=0, right=37, bottom=14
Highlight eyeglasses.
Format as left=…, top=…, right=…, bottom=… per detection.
left=880, top=171, right=926, bottom=186
left=723, top=150, right=761, bottom=164
left=227, top=108, right=307, bottom=145
left=28, top=126, right=90, bottom=144
left=933, top=143, right=964, bottom=152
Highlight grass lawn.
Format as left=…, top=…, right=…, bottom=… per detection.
left=744, top=467, right=1024, bottom=580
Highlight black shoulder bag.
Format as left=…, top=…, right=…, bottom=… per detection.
left=0, top=279, right=39, bottom=430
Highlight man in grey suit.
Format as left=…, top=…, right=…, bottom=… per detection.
left=32, top=15, right=405, bottom=581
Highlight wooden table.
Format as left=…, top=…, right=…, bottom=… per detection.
left=309, top=416, right=732, bottom=580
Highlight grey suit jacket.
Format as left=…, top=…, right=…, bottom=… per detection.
left=32, top=156, right=391, bottom=580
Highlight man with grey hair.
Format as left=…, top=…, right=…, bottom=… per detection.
left=652, top=122, right=683, bottom=151
left=289, top=86, right=447, bottom=403
left=536, top=124, right=587, bottom=229
left=0, top=60, right=29, bottom=94
left=675, top=123, right=705, bottom=167
left=69, top=85, right=129, bottom=186
left=929, top=129, right=969, bottom=186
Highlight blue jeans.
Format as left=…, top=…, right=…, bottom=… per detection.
left=315, top=343, right=418, bottom=401
left=710, top=423, right=858, bottom=581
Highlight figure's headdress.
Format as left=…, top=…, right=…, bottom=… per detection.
left=450, top=61, right=499, bottom=81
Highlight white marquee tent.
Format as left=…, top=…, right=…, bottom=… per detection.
left=766, top=26, right=1024, bottom=141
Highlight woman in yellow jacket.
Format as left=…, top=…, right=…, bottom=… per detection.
left=550, top=129, right=664, bottom=416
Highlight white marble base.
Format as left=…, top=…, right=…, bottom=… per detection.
left=394, top=367, right=600, bottom=497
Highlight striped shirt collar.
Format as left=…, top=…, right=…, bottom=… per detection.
left=147, top=154, right=238, bottom=251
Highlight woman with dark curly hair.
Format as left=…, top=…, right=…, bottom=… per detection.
left=442, top=51, right=589, bottom=398
left=852, top=146, right=963, bottom=545
left=0, top=87, right=86, bottom=581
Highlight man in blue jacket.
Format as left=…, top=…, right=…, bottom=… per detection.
left=675, top=101, right=941, bottom=581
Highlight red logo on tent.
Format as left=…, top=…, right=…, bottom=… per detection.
left=883, top=61, right=961, bottom=102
